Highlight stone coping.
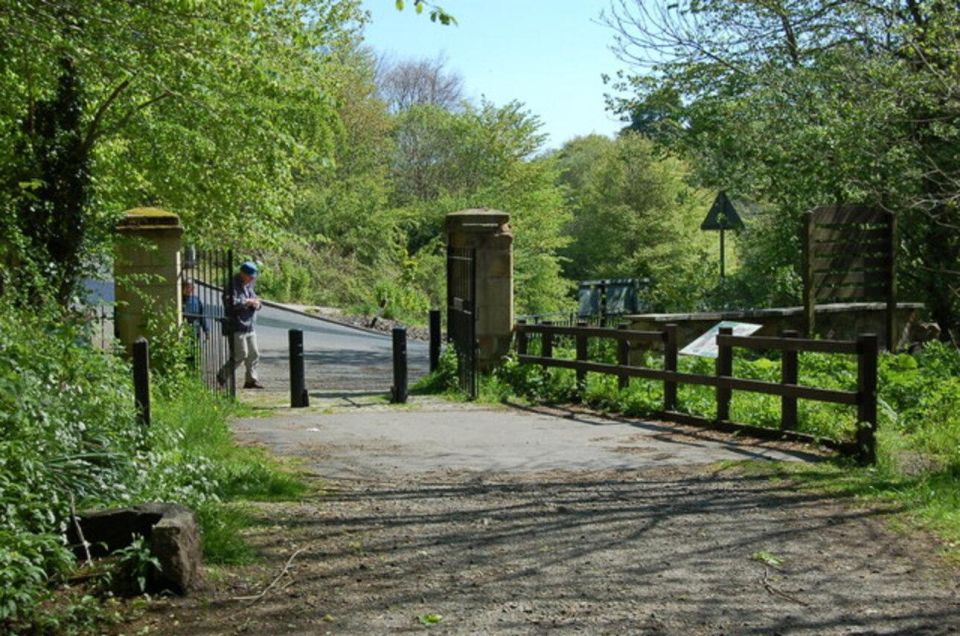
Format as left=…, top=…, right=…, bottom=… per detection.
left=118, top=207, right=183, bottom=232
left=625, top=302, right=925, bottom=323
left=446, top=208, right=510, bottom=228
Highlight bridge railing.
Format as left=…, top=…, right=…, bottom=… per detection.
left=514, top=321, right=879, bottom=464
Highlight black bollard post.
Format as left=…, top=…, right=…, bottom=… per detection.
left=429, top=309, right=441, bottom=373
left=133, top=337, right=151, bottom=427
left=289, top=329, right=309, bottom=408
left=391, top=326, right=408, bottom=404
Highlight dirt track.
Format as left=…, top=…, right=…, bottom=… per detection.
left=127, top=401, right=960, bottom=635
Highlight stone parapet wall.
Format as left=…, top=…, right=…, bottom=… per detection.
left=626, top=302, right=924, bottom=353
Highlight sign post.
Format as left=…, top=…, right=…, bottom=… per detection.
left=700, top=191, right=747, bottom=283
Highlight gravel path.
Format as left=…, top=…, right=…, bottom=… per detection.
left=128, top=402, right=960, bottom=635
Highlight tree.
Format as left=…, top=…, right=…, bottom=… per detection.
left=388, top=101, right=572, bottom=314
left=603, top=0, right=960, bottom=336
left=1, top=0, right=361, bottom=303
left=377, top=54, right=465, bottom=113
left=555, top=133, right=717, bottom=311
left=257, top=44, right=404, bottom=309
left=394, top=0, right=456, bottom=25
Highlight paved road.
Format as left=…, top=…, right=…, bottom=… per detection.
left=199, top=283, right=429, bottom=393
left=254, top=303, right=429, bottom=393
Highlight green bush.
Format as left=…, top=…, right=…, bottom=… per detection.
left=412, top=347, right=459, bottom=395
left=0, top=307, right=139, bottom=624
left=492, top=341, right=960, bottom=465
left=0, top=304, right=305, bottom=628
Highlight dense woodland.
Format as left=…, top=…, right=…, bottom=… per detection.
left=2, top=1, right=958, bottom=331
left=1, top=0, right=960, bottom=629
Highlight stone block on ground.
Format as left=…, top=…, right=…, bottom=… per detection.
left=67, top=502, right=203, bottom=595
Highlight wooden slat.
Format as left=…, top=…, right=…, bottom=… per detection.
left=812, top=226, right=890, bottom=244
left=717, top=334, right=858, bottom=354
left=517, top=355, right=707, bottom=385
left=811, top=255, right=890, bottom=272
left=515, top=323, right=662, bottom=342
left=813, top=241, right=890, bottom=257
left=811, top=205, right=890, bottom=225
left=812, top=271, right=886, bottom=288
left=718, top=376, right=858, bottom=405
left=516, top=356, right=859, bottom=405
left=816, top=284, right=893, bottom=301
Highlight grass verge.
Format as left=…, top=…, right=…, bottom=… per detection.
left=151, top=381, right=309, bottom=564
left=715, top=458, right=960, bottom=560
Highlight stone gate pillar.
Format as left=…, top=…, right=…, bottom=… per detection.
left=446, top=208, right=513, bottom=370
left=114, top=207, right=184, bottom=354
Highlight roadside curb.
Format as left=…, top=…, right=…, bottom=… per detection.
left=256, top=298, right=390, bottom=338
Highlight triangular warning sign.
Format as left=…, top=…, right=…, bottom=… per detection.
left=701, top=191, right=746, bottom=231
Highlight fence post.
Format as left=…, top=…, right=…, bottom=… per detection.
left=226, top=249, right=236, bottom=399
left=716, top=326, right=733, bottom=422
left=663, top=323, right=678, bottom=412
left=516, top=319, right=528, bottom=356
left=617, top=323, right=629, bottom=391
left=780, top=330, right=799, bottom=430
left=133, top=337, right=150, bottom=427
left=289, top=329, right=309, bottom=408
left=857, top=333, right=879, bottom=464
left=575, top=321, right=588, bottom=400
left=429, top=309, right=441, bottom=373
left=542, top=321, right=554, bottom=369
left=392, top=326, right=408, bottom=404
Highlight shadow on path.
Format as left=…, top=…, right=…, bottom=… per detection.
left=152, top=466, right=959, bottom=635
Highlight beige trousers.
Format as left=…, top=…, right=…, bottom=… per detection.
left=218, top=331, right=260, bottom=385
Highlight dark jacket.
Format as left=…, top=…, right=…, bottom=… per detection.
left=224, top=274, right=258, bottom=334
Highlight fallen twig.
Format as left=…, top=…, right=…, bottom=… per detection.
left=760, top=566, right=809, bottom=607
left=231, top=545, right=309, bottom=604
left=69, top=492, right=93, bottom=566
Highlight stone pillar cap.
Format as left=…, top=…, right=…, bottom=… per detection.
left=118, top=207, right=183, bottom=234
left=446, top=208, right=509, bottom=229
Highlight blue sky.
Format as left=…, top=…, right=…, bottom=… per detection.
left=360, top=1, right=626, bottom=149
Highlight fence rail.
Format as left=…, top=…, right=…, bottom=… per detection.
left=514, top=321, right=879, bottom=463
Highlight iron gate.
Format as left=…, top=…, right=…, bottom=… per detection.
left=446, top=246, right=477, bottom=399
left=182, top=247, right=236, bottom=398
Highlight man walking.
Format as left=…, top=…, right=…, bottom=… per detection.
left=217, top=261, right=264, bottom=389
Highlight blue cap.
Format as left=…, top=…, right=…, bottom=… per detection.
left=240, top=261, right=258, bottom=276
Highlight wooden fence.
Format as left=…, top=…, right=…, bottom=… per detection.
left=514, top=321, right=879, bottom=464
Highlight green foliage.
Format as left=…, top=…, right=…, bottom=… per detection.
left=605, top=0, right=960, bottom=331
left=0, top=303, right=304, bottom=628
left=488, top=341, right=960, bottom=469
left=0, top=0, right=363, bottom=300
left=274, top=96, right=573, bottom=320
left=412, top=347, right=459, bottom=395
left=719, top=209, right=803, bottom=309
left=113, top=535, right=162, bottom=594
left=0, top=305, right=138, bottom=625
left=555, top=133, right=721, bottom=311
left=388, top=101, right=573, bottom=315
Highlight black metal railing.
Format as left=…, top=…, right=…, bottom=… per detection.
left=447, top=245, right=477, bottom=399
left=182, top=247, right=235, bottom=398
